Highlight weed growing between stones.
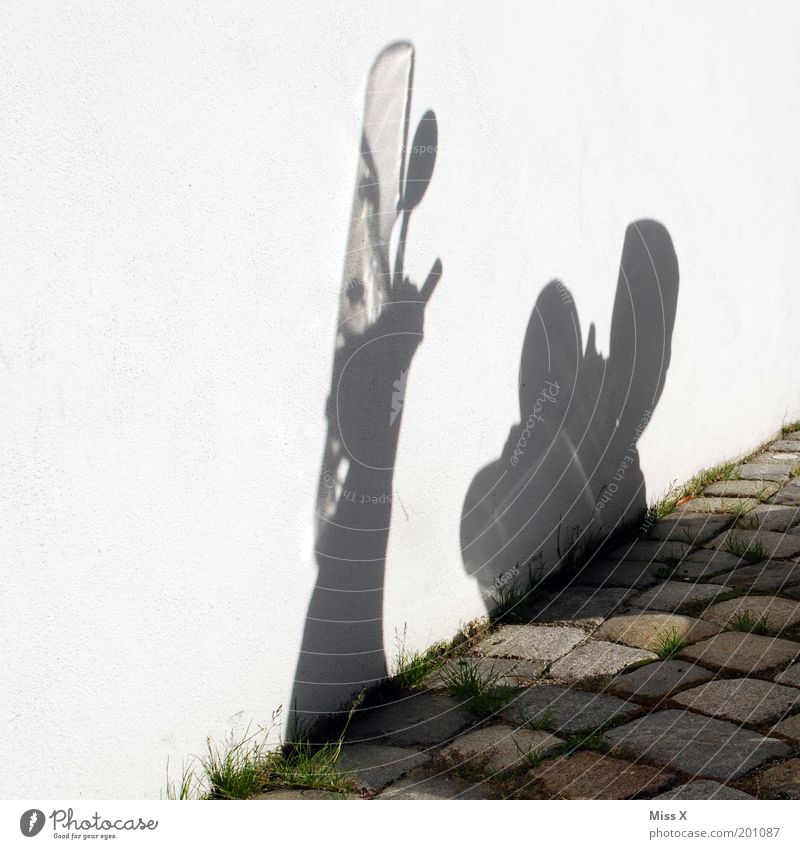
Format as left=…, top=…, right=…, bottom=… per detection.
left=727, top=611, right=774, bottom=637
left=165, top=698, right=363, bottom=800
left=439, top=659, right=516, bottom=718
left=390, top=624, right=448, bottom=689
left=523, top=707, right=555, bottom=732
left=649, top=627, right=685, bottom=659
left=724, top=537, right=769, bottom=564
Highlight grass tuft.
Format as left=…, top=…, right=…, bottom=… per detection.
left=391, top=625, right=447, bottom=689
left=440, top=659, right=516, bottom=718
left=523, top=708, right=555, bottom=733
left=170, top=698, right=364, bottom=800
left=559, top=732, right=607, bottom=755
left=489, top=557, right=543, bottom=624
left=723, top=537, right=768, bottom=564
left=727, top=611, right=773, bottom=636
left=649, top=627, right=685, bottom=659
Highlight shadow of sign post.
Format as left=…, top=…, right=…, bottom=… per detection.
left=291, top=42, right=442, bottom=724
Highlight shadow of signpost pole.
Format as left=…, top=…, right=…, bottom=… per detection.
left=290, top=42, right=442, bottom=726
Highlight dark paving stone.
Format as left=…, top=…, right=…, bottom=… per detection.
left=425, top=656, right=545, bottom=689
left=441, top=724, right=561, bottom=774
left=679, top=632, right=800, bottom=674
left=653, top=780, right=753, bottom=799
left=605, top=709, right=790, bottom=780
left=346, top=693, right=474, bottom=746
left=377, top=770, right=491, bottom=799
left=609, top=660, right=714, bottom=700
left=526, top=587, right=635, bottom=622
left=501, top=684, right=639, bottom=735
left=750, top=451, right=800, bottom=465
left=735, top=463, right=792, bottom=482
left=735, top=504, right=800, bottom=532
left=769, top=440, right=800, bottom=453
left=547, top=641, right=657, bottom=683
left=648, top=513, right=731, bottom=545
left=710, top=559, right=800, bottom=591
left=575, top=559, right=659, bottom=589
left=673, top=678, right=800, bottom=724
left=772, top=482, right=800, bottom=507
left=629, top=580, right=724, bottom=613
left=253, top=789, right=359, bottom=799
left=755, top=757, right=800, bottom=799
left=771, top=713, right=800, bottom=742
left=675, top=497, right=757, bottom=515
left=336, top=744, right=430, bottom=792
left=706, top=529, right=800, bottom=559
left=703, top=480, right=779, bottom=499
left=775, top=663, right=800, bottom=688
left=669, top=549, right=744, bottom=581
left=526, top=750, right=675, bottom=799
left=608, top=540, right=693, bottom=564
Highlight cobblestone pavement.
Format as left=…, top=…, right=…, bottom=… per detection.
left=260, top=430, right=800, bottom=799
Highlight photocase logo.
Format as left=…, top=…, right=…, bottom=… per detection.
left=19, top=809, right=45, bottom=837
left=389, top=369, right=408, bottom=426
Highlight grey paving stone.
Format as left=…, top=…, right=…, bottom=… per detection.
left=526, top=587, right=635, bottom=622
left=706, top=529, right=800, bottom=559
left=710, top=560, right=800, bottom=591
left=750, top=452, right=800, bottom=465
left=772, top=484, right=800, bottom=507
left=771, top=713, right=800, bottom=742
left=702, top=595, right=800, bottom=632
left=609, top=540, right=693, bottom=564
left=575, top=559, right=659, bottom=589
left=377, top=770, right=490, bottom=799
left=253, top=789, right=359, bottom=799
left=774, top=663, right=800, bottom=688
left=471, top=625, right=584, bottom=663
left=346, top=694, right=474, bottom=746
left=675, top=496, right=758, bottom=514
left=680, top=632, right=800, bottom=674
left=669, top=549, right=744, bottom=581
left=629, top=580, right=725, bottom=613
left=781, top=584, right=800, bottom=600
left=605, top=709, right=790, bottom=780
left=425, top=656, right=545, bottom=690
left=703, top=480, right=780, bottom=499
left=595, top=612, right=721, bottom=650
left=769, top=440, right=800, bottom=453
left=648, top=513, right=731, bottom=545
left=501, top=684, right=639, bottom=735
left=673, top=678, right=800, bottom=724
left=755, top=757, right=800, bottom=799
left=548, top=641, right=657, bottom=683
left=735, top=504, right=800, bottom=532
left=526, top=750, right=675, bottom=799
left=336, top=744, right=430, bottom=792
left=609, top=660, right=714, bottom=700
left=653, top=780, right=754, bottom=799
left=735, top=463, right=792, bottom=482
left=441, top=724, right=561, bottom=774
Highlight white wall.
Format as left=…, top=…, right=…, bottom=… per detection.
left=1, top=0, right=799, bottom=798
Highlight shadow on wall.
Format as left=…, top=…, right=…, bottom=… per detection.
left=291, top=41, right=681, bottom=723
left=290, top=42, right=442, bottom=721
left=461, top=220, right=680, bottom=608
